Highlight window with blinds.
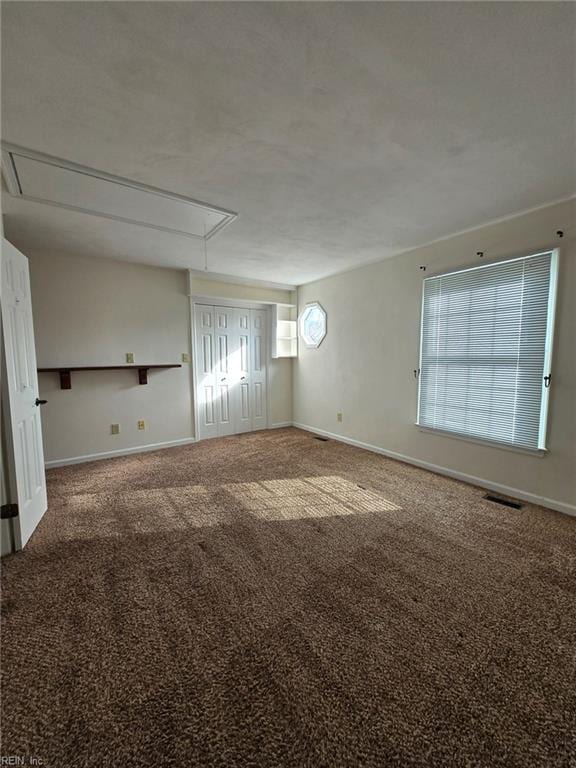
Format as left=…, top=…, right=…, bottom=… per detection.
left=416, top=251, right=558, bottom=451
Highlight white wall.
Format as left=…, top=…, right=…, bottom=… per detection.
left=30, top=252, right=194, bottom=463
left=190, top=275, right=293, bottom=305
left=294, top=199, right=576, bottom=512
left=29, top=253, right=294, bottom=464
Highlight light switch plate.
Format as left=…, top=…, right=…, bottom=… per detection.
left=137, top=420, right=146, bottom=431
left=111, top=424, right=120, bottom=435
left=126, top=352, right=134, bottom=364
left=182, top=352, right=191, bottom=363
left=337, top=412, right=343, bottom=422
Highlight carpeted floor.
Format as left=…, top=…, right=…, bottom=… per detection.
left=1, top=427, right=575, bottom=767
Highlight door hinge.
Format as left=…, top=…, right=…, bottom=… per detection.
left=0, top=503, right=18, bottom=519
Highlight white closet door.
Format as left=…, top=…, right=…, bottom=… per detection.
left=234, top=307, right=252, bottom=434
left=214, top=307, right=235, bottom=436
left=193, top=305, right=218, bottom=440
left=250, top=309, right=268, bottom=432
left=194, top=303, right=269, bottom=439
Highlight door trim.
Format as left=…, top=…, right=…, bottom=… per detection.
left=189, top=293, right=283, bottom=309
left=190, top=297, right=272, bottom=441
left=1, top=332, right=17, bottom=556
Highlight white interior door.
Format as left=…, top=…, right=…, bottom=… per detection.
left=193, top=303, right=269, bottom=440
left=0, top=239, right=47, bottom=549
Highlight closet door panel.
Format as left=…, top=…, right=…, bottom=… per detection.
left=233, top=308, right=252, bottom=433
left=193, top=305, right=218, bottom=439
left=214, top=307, right=236, bottom=436
left=251, top=309, right=268, bottom=432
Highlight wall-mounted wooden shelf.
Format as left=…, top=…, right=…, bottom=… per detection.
left=37, top=364, right=181, bottom=390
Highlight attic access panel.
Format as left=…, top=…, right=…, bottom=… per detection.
left=1, top=144, right=237, bottom=240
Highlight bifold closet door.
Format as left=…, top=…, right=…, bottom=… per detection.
left=193, top=304, right=268, bottom=439
left=213, top=306, right=242, bottom=436
left=193, top=305, right=219, bottom=440
left=228, top=306, right=252, bottom=434
left=251, top=309, right=267, bottom=432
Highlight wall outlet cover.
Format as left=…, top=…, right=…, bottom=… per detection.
left=126, top=353, right=134, bottom=364
left=111, top=424, right=120, bottom=435
left=182, top=352, right=191, bottom=363
left=137, top=420, right=146, bottom=430
left=337, top=412, right=343, bottom=422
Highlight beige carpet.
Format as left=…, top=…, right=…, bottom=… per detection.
left=1, top=427, right=575, bottom=767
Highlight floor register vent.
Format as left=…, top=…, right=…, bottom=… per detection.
left=484, top=494, right=523, bottom=510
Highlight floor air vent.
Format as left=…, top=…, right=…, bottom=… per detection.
left=484, top=494, right=523, bottom=510
left=313, top=436, right=329, bottom=442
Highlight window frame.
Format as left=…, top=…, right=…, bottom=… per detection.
left=299, top=301, right=327, bottom=348
left=415, top=249, right=559, bottom=454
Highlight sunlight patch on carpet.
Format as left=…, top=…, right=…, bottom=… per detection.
left=62, top=476, right=401, bottom=538
left=223, top=476, right=400, bottom=520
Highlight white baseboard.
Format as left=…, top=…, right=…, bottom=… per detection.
left=271, top=421, right=293, bottom=429
left=45, top=437, right=197, bottom=468
left=292, top=422, right=576, bottom=518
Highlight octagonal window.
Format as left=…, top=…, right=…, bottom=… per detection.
left=300, top=302, right=327, bottom=348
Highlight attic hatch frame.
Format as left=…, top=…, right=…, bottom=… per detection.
left=1, top=142, right=238, bottom=241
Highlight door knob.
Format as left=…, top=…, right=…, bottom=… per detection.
left=241, top=376, right=246, bottom=381
left=35, top=398, right=48, bottom=406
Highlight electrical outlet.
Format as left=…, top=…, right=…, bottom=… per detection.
left=181, top=352, right=191, bottom=363
left=337, top=412, right=343, bottom=423
left=137, top=420, right=146, bottom=431
left=126, top=352, right=134, bottom=364
left=111, top=424, right=120, bottom=435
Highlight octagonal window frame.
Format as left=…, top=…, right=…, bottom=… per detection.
left=299, top=301, right=327, bottom=348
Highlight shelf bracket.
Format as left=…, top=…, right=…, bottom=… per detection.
left=60, top=370, right=72, bottom=390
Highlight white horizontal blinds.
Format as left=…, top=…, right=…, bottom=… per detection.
left=418, top=252, right=555, bottom=450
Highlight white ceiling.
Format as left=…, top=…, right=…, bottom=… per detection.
left=2, top=2, right=575, bottom=286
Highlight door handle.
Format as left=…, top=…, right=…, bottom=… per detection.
left=220, top=378, right=227, bottom=382
left=35, top=398, right=48, bottom=406
left=240, top=376, right=246, bottom=381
